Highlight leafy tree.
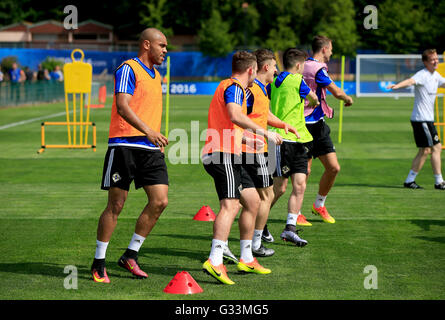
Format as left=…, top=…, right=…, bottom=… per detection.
left=198, top=9, right=234, bottom=57
left=0, top=56, right=18, bottom=74
left=264, top=15, right=299, bottom=52
left=140, top=0, right=173, bottom=37
left=41, top=57, right=64, bottom=72
left=0, top=0, right=39, bottom=26
left=308, top=0, right=358, bottom=56
left=216, top=0, right=261, bottom=48
left=371, top=0, right=422, bottom=53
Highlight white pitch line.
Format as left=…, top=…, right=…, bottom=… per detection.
left=0, top=111, right=70, bottom=131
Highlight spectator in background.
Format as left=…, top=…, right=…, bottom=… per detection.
left=9, top=62, right=25, bottom=103
left=0, top=70, right=3, bottom=82
left=24, top=67, right=34, bottom=82
left=37, top=64, right=50, bottom=81
left=36, top=64, right=50, bottom=101
left=9, top=63, right=25, bottom=83
left=50, top=65, right=64, bottom=82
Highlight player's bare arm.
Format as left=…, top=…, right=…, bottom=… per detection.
left=326, top=82, right=353, bottom=106
left=306, top=90, right=320, bottom=108
left=226, top=102, right=282, bottom=145
left=116, top=92, right=168, bottom=147
left=387, top=78, right=415, bottom=90
left=267, top=111, right=300, bottom=139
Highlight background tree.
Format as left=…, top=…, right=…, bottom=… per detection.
left=198, top=9, right=234, bottom=57
left=139, top=0, right=173, bottom=37
left=306, top=0, right=358, bottom=56
left=264, top=15, right=299, bottom=52
left=0, top=0, right=444, bottom=55
left=372, top=0, right=429, bottom=53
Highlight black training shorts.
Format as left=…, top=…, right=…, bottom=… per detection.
left=411, top=121, right=440, bottom=148
left=240, top=152, right=273, bottom=189
left=203, top=152, right=242, bottom=200
left=101, top=146, right=168, bottom=191
left=273, top=141, right=309, bottom=178
left=305, top=120, right=336, bottom=159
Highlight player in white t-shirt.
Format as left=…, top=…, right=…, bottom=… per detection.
left=388, top=49, right=445, bottom=190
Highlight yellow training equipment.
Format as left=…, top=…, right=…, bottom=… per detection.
left=38, top=49, right=96, bottom=154
left=434, top=60, right=445, bottom=148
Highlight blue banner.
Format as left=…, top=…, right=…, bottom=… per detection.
left=162, top=81, right=357, bottom=95
left=0, top=48, right=234, bottom=78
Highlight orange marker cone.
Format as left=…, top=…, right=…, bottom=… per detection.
left=193, top=205, right=216, bottom=221
left=163, top=271, right=203, bottom=294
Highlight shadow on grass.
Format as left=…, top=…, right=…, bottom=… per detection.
left=138, top=246, right=206, bottom=261
left=154, top=233, right=240, bottom=244
left=412, top=236, right=445, bottom=244
left=0, top=262, right=92, bottom=280
left=410, top=220, right=445, bottom=244
left=410, top=219, right=445, bottom=231
left=335, top=183, right=405, bottom=189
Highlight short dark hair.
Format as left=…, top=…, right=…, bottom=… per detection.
left=312, top=35, right=331, bottom=54
left=422, top=49, right=437, bottom=62
left=254, top=49, right=275, bottom=70
left=232, top=51, right=257, bottom=73
left=282, top=48, right=308, bottom=70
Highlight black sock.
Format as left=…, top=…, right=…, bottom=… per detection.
left=123, top=248, right=138, bottom=260
left=92, top=258, right=105, bottom=269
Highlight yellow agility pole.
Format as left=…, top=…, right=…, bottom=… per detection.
left=274, top=51, right=283, bottom=72
left=436, top=98, right=441, bottom=141
left=435, top=59, right=445, bottom=149
left=165, top=56, right=171, bottom=139
left=38, top=49, right=96, bottom=154
left=338, top=55, right=345, bottom=143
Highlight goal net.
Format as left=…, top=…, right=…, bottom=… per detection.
left=356, top=54, right=444, bottom=97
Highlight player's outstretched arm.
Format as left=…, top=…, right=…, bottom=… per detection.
left=267, top=111, right=300, bottom=139
left=387, top=78, right=415, bottom=90
left=326, top=82, right=353, bottom=106
left=116, top=93, right=168, bottom=147
left=307, top=90, right=319, bottom=108
left=227, top=102, right=282, bottom=145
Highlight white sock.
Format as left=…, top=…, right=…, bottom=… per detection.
left=252, top=229, right=263, bottom=250
left=95, top=240, right=109, bottom=259
left=127, top=233, right=146, bottom=252
left=434, top=174, right=444, bottom=185
left=286, top=212, right=300, bottom=226
left=314, top=194, right=327, bottom=208
left=405, top=170, right=418, bottom=183
left=209, top=239, right=225, bottom=266
left=240, top=239, right=254, bottom=263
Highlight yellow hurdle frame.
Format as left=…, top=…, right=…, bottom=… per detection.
left=434, top=58, right=445, bottom=150
left=38, top=49, right=96, bottom=154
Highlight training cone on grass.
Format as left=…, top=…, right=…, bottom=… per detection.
left=193, top=205, right=216, bottom=221
left=163, top=271, right=203, bottom=294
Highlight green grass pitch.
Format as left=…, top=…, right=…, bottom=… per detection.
left=0, top=95, right=444, bottom=300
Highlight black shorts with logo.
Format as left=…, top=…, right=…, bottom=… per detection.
left=101, top=146, right=169, bottom=191
left=240, top=152, right=273, bottom=189
left=411, top=121, right=440, bottom=148
left=305, top=120, right=336, bottom=159
left=203, top=152, right=242, bottom=200
left=273, top=141, right=309, bottom=178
